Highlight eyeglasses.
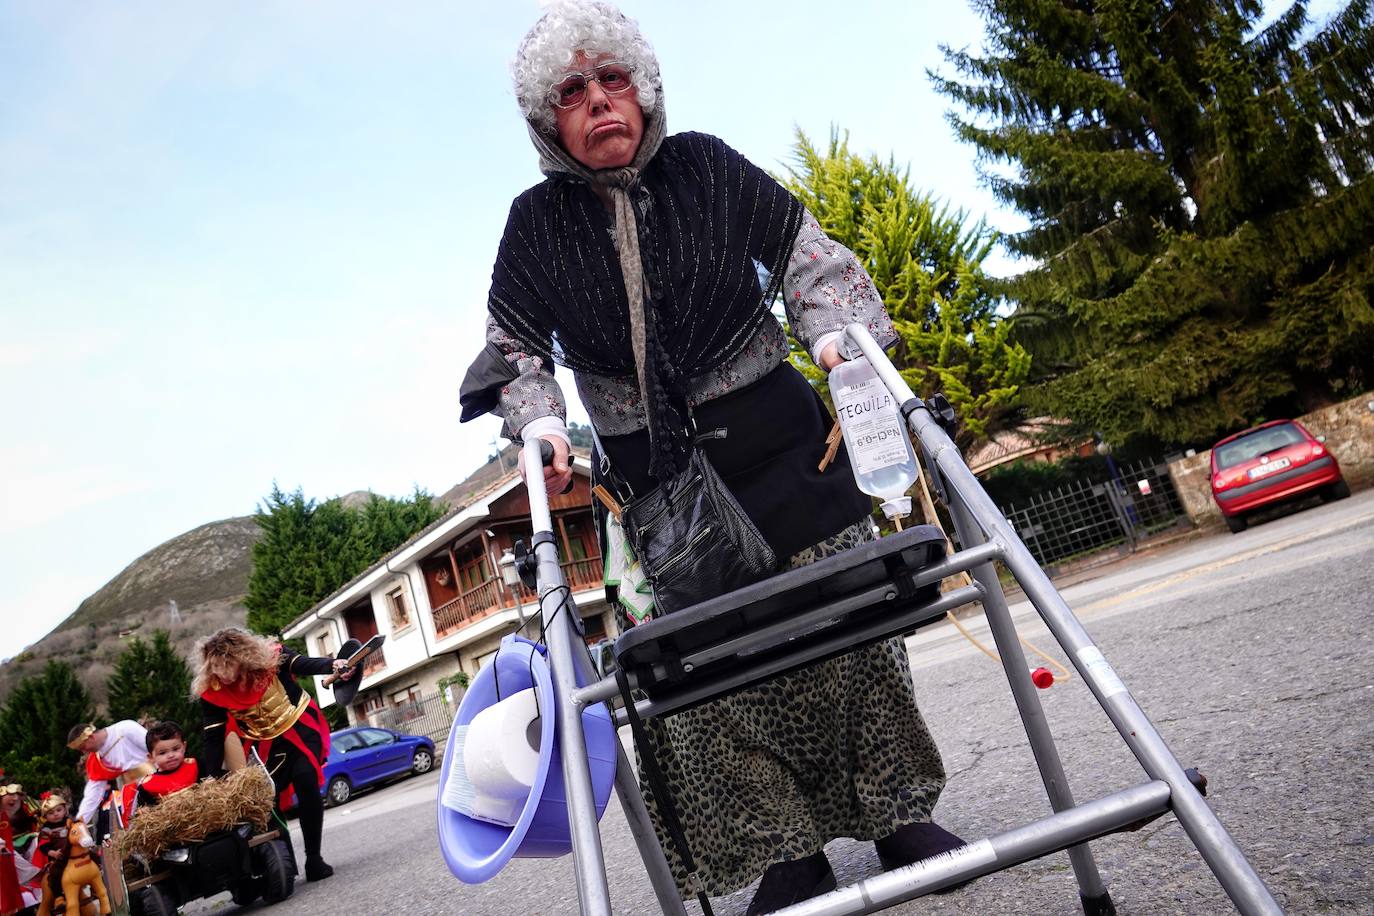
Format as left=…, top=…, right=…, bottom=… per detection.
left=548, top=61, right=634, bottom=109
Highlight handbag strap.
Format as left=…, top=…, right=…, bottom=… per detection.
left=615, top=668, right=715, bottom=916
left=585, top=420, right=635, bottom=505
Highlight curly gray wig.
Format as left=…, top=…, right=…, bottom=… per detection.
left=512, top=0, right=662, bottom=136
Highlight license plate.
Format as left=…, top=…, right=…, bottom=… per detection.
left=1248, top=457, right=1291, bottom=479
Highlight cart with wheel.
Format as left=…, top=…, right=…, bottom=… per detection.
left=118, top=766, right=296, bottom=916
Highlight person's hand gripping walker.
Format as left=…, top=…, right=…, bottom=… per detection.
left=520, top=438, right=574, bottom=495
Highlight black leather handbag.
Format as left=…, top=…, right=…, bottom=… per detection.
left=614, top=446, right=777, bottom=616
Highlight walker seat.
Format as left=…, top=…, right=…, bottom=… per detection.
left=614, top=525, right=948, bottom=705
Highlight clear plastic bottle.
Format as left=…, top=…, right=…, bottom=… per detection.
left=829, top=355, right=919, bottom=520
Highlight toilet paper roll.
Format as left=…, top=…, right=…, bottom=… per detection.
left=463, top=688, right=542, bottom=800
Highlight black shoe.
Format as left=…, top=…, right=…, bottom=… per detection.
left=744, top=851, right=837, bottom=915
left=874, top=822, right=973, bottom=893
left=305, top=857, right=334, bottom=881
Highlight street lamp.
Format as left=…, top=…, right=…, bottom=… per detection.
left=498, top=548, right=527, bottom=630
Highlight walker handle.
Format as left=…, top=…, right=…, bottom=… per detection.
left=536, top=437, right=575, bottom=494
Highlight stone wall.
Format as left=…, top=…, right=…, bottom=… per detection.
left=1168, top=394, right=1374, bottom=527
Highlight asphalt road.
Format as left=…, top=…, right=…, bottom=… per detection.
left=185, top=489, right=1374, bottom=916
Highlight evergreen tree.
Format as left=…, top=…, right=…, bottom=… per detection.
left=244, top=485, right=446, bottom=636
left=779, top=129, right=1031, bottom=452
left=105, top=630, right=200, bottom=756
left=0, top=662, right=94, bottom=795
left=933, top=0, right=1374, bottom=446
left=567, top=422, right=595, bottom=451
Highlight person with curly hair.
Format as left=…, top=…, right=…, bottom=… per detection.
left=192, top=627, right=353, bottom=882
left=459, top=3, right=964, bottom=912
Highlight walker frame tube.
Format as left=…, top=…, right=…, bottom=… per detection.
left=515, top=319, right=1284, bottom=915
left=844, top=323, right=1282, bottom=915
left=521, top=440, right=617, bottom=916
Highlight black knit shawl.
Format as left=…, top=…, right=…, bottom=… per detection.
left=488, top=132, right=804, bottom=390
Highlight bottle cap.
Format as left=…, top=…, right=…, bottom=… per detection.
left=879, top=497, right=912, bottom=519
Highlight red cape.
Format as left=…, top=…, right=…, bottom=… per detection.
left=85, top=751, right=124, bottom=783
left=0, top=818, right=20, bottom=916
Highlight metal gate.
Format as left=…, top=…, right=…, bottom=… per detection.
left=371, top=692, right=457, bottom=742
left=997, top=459, right=1189, bottom=569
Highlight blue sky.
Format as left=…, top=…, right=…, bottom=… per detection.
left=0, top=1, right=1338, bottom=658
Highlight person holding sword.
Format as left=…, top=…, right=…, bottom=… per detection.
left=191, top=627, right=357, bottom=882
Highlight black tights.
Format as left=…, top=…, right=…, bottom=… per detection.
left=271, top=745, right=325, bottom=863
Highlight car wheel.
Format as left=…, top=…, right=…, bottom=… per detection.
left=1225, top=514, right=1248, bottom=533
left=325, top=775, right=352, bottom=807
left=411, top=748, right=434, bottom=775
left=256, top=837, right=296, bottom=903
left=130, top=884, right=177, bottom=916
left=1321, top=479, right=1351, bottom=501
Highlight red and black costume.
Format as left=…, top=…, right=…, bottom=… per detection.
left=2, top=798, right=40, bottom=916
left=132, top=759, right=199, bottom=813
left=200, top=647, right=333, bottom=873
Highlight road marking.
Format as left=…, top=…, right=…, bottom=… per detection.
left=907, top=518, right=1373, bottom=671
left=1077, top=520, right=1371, bottom=614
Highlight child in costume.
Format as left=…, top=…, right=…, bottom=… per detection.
left=34, top=791, right=109, bottom=916
left=193, top=627, right=354, bottom=882
left=35, top=792, right=71, bottom=915
left=131, top=722, right=198, bottom=815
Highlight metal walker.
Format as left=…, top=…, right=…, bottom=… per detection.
left=508, top=324, right=1284, bottom=916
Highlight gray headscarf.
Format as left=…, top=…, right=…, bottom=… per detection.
left=513, top=1, right=668, bottom=418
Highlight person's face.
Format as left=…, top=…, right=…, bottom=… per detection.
left=151, top=737, right=186, bottom=773
left=551, top=51, right=644, bottom=171
left=77, top=729, right=103, bottom=754
left=1, top=793, right=19, bottom=815
left=44, top=804, right=66, bottom=824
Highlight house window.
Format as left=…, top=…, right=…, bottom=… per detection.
left=362, top=694, right=385, bottom=714
left=474, top=649, right=499, bottom=670
left=563, top=517, right=592, bottom=561
left=386, top=585, right=412, bottom=630
left=453, top=540, right=492, bottom=593
left=581, top=613, right=607, bottom=641
left=316, top=629, right=336, bottom=658
left=390, top=684, right=422, bottom=707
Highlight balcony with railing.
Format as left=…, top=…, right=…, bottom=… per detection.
left=362, top=647, right=387, bottom=676
left=432, top=554, right=601, bottom=640
left=560, top=556, right=602, bottom=591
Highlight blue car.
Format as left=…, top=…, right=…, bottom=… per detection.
left=321, top=726, right=436, bottom=807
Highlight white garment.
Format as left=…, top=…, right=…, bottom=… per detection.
left=76, top=720, right=150, bottom=823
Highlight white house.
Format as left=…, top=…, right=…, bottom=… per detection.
left=282, top=450, right=614, bottom=726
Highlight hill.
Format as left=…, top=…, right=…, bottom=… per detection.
left=0, top=516, right=261, bottom=706
left=0, top=484, right=458, bottom=707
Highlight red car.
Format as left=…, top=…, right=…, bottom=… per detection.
left=1210, top=419, right=1349, bottom=532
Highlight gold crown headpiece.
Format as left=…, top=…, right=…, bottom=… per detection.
left=39, top=792, right=67, bottom=814
left=67, top=723, right=97, bottom=750
left=0, top=783, right=22, bottom=796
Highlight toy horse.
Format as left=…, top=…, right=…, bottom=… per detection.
left=37, top=819, right=108, bottom=916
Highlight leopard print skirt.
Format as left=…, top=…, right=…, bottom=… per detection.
left=617, top=521, right=947, bottom=897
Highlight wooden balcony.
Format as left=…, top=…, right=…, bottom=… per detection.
left=560, top=556, right=603, bottom=591
left=433, top=555, right=602, bottom=640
